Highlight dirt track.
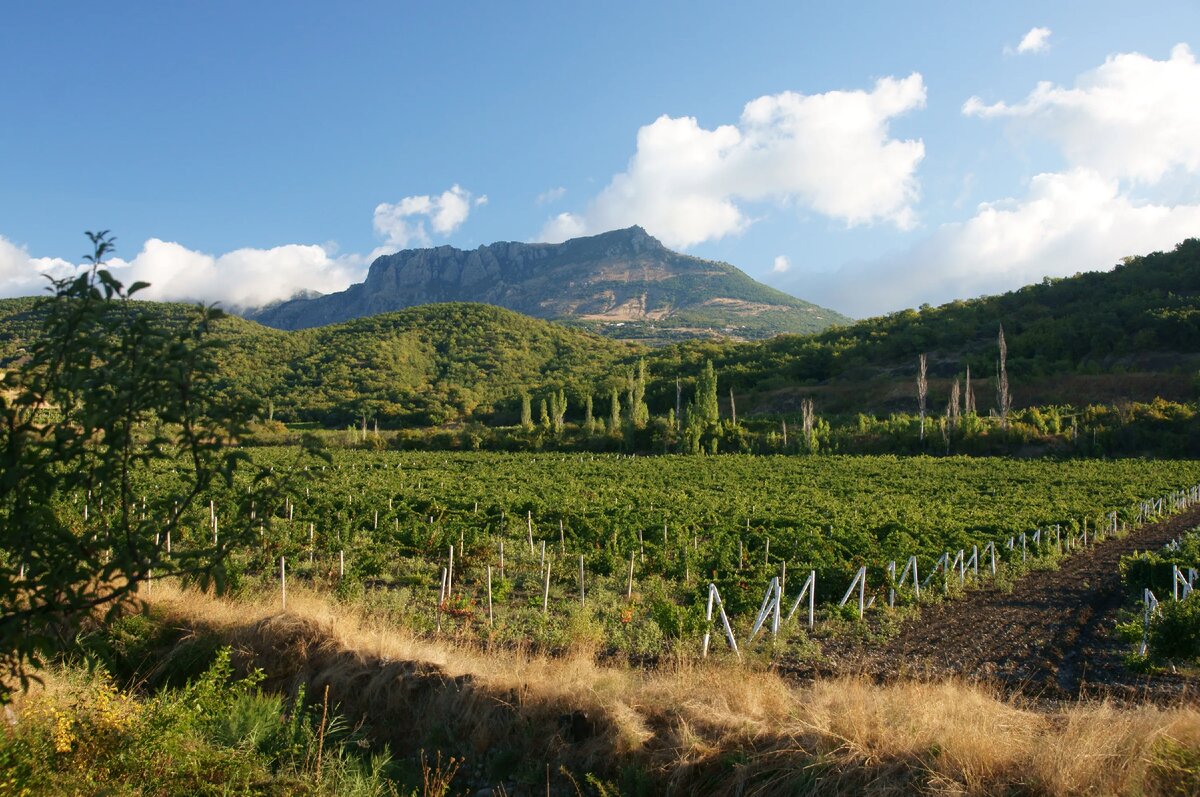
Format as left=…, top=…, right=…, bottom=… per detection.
left=789, top=505, right=1200, bottom=702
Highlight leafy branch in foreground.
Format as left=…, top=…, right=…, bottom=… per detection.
left=0, top=231, right=322, bottom=701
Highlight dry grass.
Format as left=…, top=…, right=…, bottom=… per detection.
left=146, top=581, right=1200, bottom=796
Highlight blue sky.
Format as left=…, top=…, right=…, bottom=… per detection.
left=2, top=1, right=1199, bottom=317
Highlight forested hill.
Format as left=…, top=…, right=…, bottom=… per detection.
left=0, top=299, right=633, bottom=426
left=645, top=238, right=1200, bottom=413
left=247, top=226, right=850, bottom=343
left=1, top=239, right=1197, bottom=426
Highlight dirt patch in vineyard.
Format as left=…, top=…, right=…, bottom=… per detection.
left=788, top=505, right=1200, bottom=703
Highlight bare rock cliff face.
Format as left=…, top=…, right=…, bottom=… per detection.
left=248, top=227, right=849, bottom=340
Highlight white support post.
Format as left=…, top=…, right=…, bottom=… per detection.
left=527, top=511, right=534, bottom=554
left=280, top=556, right=286, bottom=609
left=887, top=560, right=896, bottom=608
left=838, top=566, right=867, bottom=619
left=447, top=545, right=454, bottom=597
left=1141, top=588, right=1160, bottom=656
left=627, top=550, right=635, bottom=600
left=897, top=555, right=919, bottom=600
left=702, top=583, right=740, bottom=659
left=486, top=565, right=493, bottom=627
left=922, top=553, right=949, bottom=591
left=579, top=554, right=586, bottom=606
left=785, top=570, right=817, bottom=631
left=748, top=577, right=782, bottom=643
left=543, top=556, right=552, bottom=615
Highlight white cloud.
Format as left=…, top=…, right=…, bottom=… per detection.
left=539, top=212, right=588, bottom=243
left=539, top=75, right=927, bottom=247
left=107, top=240, right=368, bottom=309
left=1011, top=27, right=1052, bottom=55
left=0, top=235, right=369, bottom=310
left=965, top=44, right=1200, bottom=183
left=805, top=168, right=1200, bottom=317
left=535, top=186, right=567, bottom=206
left=373, top=184, right=480, bottom=249
left=797, top=44, right=1200, bottom=317
left=772, top=255, right=791, bottom=273
left=0, top=236, right=76, bottom=296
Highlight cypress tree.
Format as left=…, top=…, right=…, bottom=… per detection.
left=631, top=359, right=649, bottom=429
left=695, top=360, right=719, bottom=425
left=609, top=388, right=621, bottom=432
left=520, top=393, right=533, bottom=430
left=584, top=394, right=594, bottom=433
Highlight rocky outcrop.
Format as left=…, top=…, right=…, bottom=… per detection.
left=247, top=227, right=849, bottom=341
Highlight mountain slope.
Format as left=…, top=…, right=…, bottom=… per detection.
left=248, top=226, right=849, bottom=342
left=648, top=238, right=1200, bottom=413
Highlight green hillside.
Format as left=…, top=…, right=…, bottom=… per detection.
left=645, top=238, right=1200, bottom=414
left=2, top=238, right=1198, bottom=428
left=0, top=299, right=634, bottom=426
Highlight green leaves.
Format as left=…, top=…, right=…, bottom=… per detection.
left=0, top=231, right=318, bottom=701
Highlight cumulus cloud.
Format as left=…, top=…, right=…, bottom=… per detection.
left=802, top=169, right=1200, bottom=317
left=536, top=187, right=566, bottom=206
left=106, top=240, right=368, bottom=309
left=539, top=75, right=927, bottom=248
left=0, top=237, right=77, bottom=296
left=0, top=235, right=369, bottom=310
left=772, top=255, right=791, bottom=274
left=373, top=184, right=480, bottom=250
left=1010, top=27, right=1052, bottom=55
left=964, top=44, right=1200, bottom=183
left=792, top=44, right=1200, bottom=318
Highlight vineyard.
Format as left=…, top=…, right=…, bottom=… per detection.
left=118, top=451, right=1200, bottom=659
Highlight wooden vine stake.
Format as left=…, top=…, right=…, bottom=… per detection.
left=542, top=557, right=551, bottom=615
left=527, top=511, right=534, bottom=554
left=280, top=556, right=287, bottom=609
left=627, top=551, right=635, bottom=600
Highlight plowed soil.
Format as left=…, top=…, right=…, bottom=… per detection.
left=785, top=506, right=1200, bottom=703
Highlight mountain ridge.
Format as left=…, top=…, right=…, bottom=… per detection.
left=246, top=226, right=850, bottom=342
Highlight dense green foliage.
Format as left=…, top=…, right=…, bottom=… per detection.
left=1120, top=528, right=1200, bottom=664
left=144, top=449, right=1200, bottom=654
left=0, top=236, right=303, bottom=700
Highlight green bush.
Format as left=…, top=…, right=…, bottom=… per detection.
left=1148, top=596, right=1200, bottom=662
